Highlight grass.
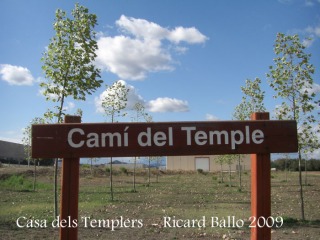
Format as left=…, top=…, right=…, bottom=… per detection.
left=0, top=166, right=320, bottom=239
left=0, top=174, right=51, bottom=192
left=0, top=175, right=32, bottom=191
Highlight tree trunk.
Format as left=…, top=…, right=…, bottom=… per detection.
left=304, top=158, right=308, bottom=185
left=229, top=164, right=232, bottom=187
left=298, top=150, right=305, bottom=220
left=220, top=163, right=224, bottom=183
left=238, top=155, right=242, bottom=189
left=156, top=158, right=160, bottom=183
left=54, top=158, right=58, bottom=218
left=148, top=157, right=151, bottom=186
left=90, top=158, right=93, bottom=176
left=133, top=157, right=136, bottom=192
left=54, top=92, right=65, bottom=218
left=110, top=157, right=114, bottom=201
left=285, top=157, right=288, bottom=182
left=156, top=167, right=159, bottom=183
left=33, top=159, right=37, bottom=191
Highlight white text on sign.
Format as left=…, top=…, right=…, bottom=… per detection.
left=67, top=125, right=264, bottom=150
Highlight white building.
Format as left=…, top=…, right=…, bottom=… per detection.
left=166, top=155, right=251, bottom=172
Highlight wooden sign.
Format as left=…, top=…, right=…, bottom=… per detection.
left=31, top=114, right=295, bottom=240
left=32, top=120, right=298, bottom=158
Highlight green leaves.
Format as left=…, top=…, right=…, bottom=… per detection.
left=132, top=102, right=151, bottom=122
left=267, top=33, right=319, bottom=154
left=40, top=3, right=102, bottom=119
left=101, top=81, right=129, bottom=123
left=233, top=78, right=265, bottom=120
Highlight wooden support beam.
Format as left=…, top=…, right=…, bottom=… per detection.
left=251, top=112, right=271, bottom=240
left=60, top=115, right=81, bottom=240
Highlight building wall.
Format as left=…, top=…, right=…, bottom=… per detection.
left=0, top=140, right=26, bottom=162
left=166, top=155, right=251, bottom=172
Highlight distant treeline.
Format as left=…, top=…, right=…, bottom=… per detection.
left=0, top=158, right=54, bottom=166
left=271, top=158, right=320, bottom=171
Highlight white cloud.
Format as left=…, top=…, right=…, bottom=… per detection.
left=302, top=83, right=320, bottom=95
left=0, top=64, right=35, bottom=86
left=96, top=36, right=173, bottom=80
left=205, top=114, right=220, bottom=121
left=96, top=15, right=208, bottom=80
left=278, top=0, right=294, bottom=4
left=63, top=102, right=75, bottom=111
left=121, top=80, right=145, bottom=109
left=304, top=0, right=320, bottom=6
left=116, top=15, right=168, bottom=40
left=95, top=80, right=189, bottom=114
left=305, top=0, right=314, bottom=6
left=302, top=24, right=320, bottom=47
left=168, top=26, right=208, bottom=44
left=174, top=46, right=188, bottom=55
left=38, top=84, right=61, bottom=101
left=305, top=25, right=320, bottom=37
left=147, top=97, right=189, bottom=112
left=116, top=15, right=208, bottom=44
left=302, top=38, right=314, bottom=47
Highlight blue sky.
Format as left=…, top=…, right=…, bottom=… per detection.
left=0, top=0, right=319, bottom=157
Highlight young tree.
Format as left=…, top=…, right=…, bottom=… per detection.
left=233, top=78, right=266, bottom=189
left=225, top=155, right=237, bottom=187
left=233, top=78, right=266, bottom=121
left=144, top=114, right=153, bottom=186
left=235, top=154, right=244, bottom=189
left=131, top=102, right=150, bottom=191
left=154, top=156, right=163, bottom=183
left=88, top=157, right=98, bottom=176
left=215, top=155, right=225, bottom=183
left=101, top=80, right=129, bottom=201
left=267, top=33, right=320, bottom=220
left=40, top=3, right=102, bottom=217
left=22, top=117, right=46, bottom=191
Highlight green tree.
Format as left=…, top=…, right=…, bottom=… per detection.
left=88, top=157, right=98, bottom=176
left=40, top=3, right=102, bottom=217
left=233, top=78, right=266, bottom=121
left=144, top=114, right=153, bottom=186
left=101, top=80, right=129, bottom=201
left=153, top=156, right=163, bottom=183
left=22, top=117, right=45, bottom=191
left=224, top=155, right=237, bottom=187
left=235, top=154, right=244, bottom=189
left=215, top=155, right=225, bottom=183
left=131, top=102, right=150, bottom=191
left=233, top=78, right=266, bottom=189
left=267, top=33, right=320, bottom=220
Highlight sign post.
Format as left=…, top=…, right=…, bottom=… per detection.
left=251, top=112, right=271, bottom=240
left=59, top=115, right=81, bottom=240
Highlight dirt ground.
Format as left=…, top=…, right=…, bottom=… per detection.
left=0, top=164, right=319, bottom=239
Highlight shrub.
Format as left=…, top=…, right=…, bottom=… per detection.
left=0, top=175, right=33, bottom=191
left=283, top=217, right=298, bottom=224
left=120, top=167, right=128, bottom=175
left=197, top=169, right=204, bottom=174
